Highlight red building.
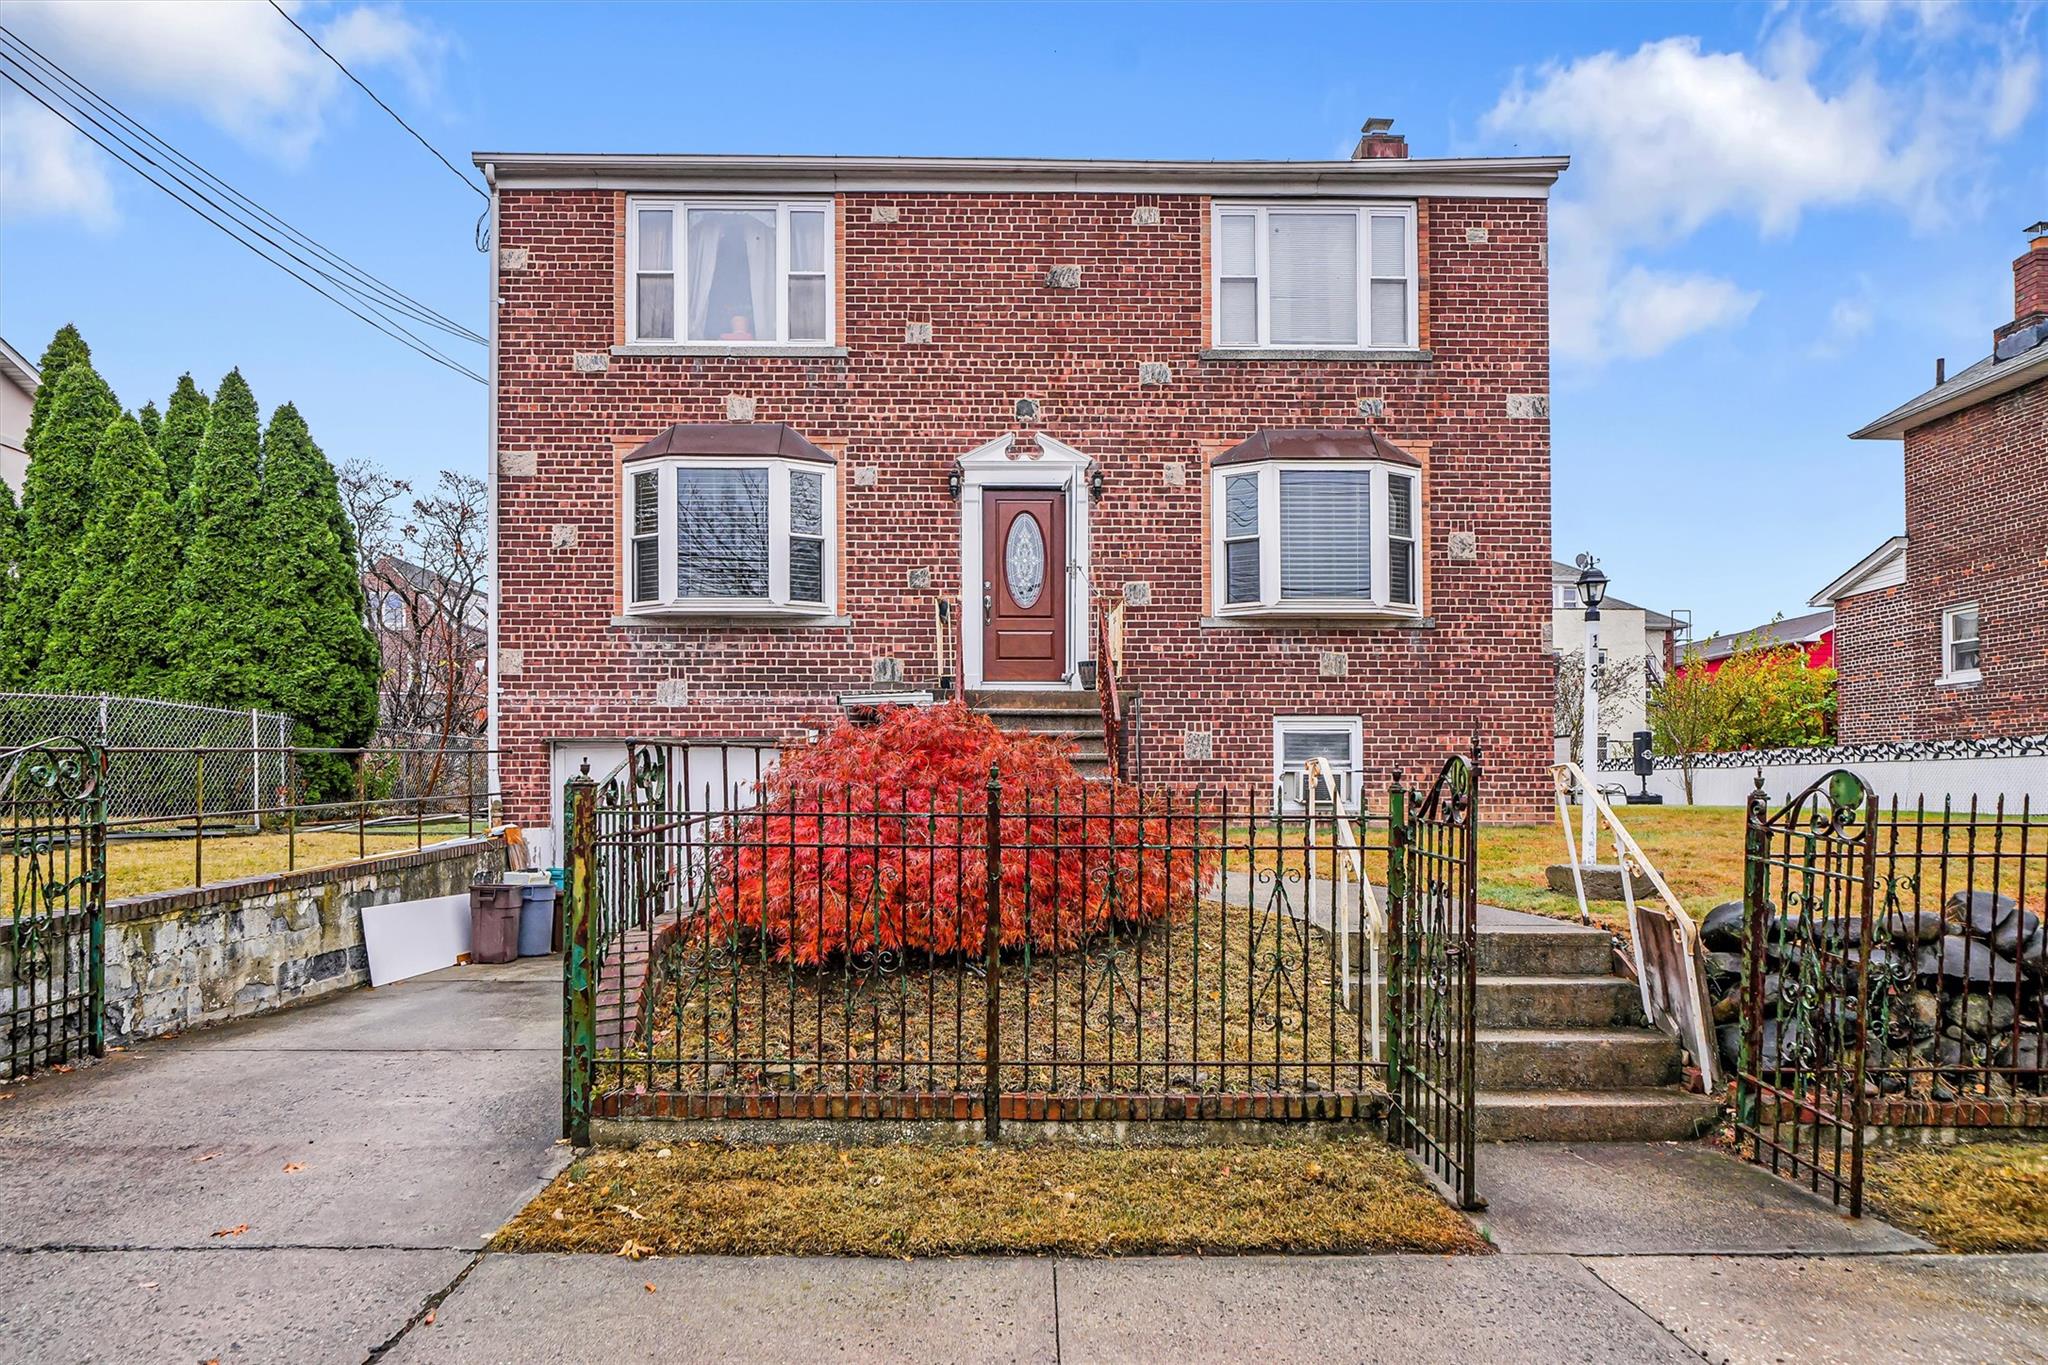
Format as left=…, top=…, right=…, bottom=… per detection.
left=1687, top=610, right=1834, bottom=677
left=479, top=126, right=1565, bottom=847
left=1815, top=225, right=2048, bottom=742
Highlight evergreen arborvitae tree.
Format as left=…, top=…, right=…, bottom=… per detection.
left=258, top=402, right=380, bottom=799
left=0, top=477, right=20, bottom=642
left=1, top=362, right=119, bottom=687
left=40, top=415, right=171, bottom=692
left=24, top=325, right=90, bottom=451
left=136, top=400, right=161, bottom=446
left=168, top=370, right=270, bottom=710
left=155, top=374, right=209, bottom=500
left=82, top=473, right=183, bottom=701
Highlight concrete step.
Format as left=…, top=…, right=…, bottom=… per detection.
left=1476, top=975, right=1646, bottom=1029
left=1475, top=1026, right=1681, bottom=1091
left=1476, top=1088, right=1723, bottom=1142
left=967, top=688, right=1098, bottom=711
left=1476, top=925, right=1615, bottom=978
left=977, top=707, right=1106, bottom=733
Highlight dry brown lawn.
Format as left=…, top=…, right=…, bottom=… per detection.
left=1863, top=1140, right=2048, bottom=1252
left=493, top=1138, right=1486, bottom=1258
left=1481, top=804, right=1749, bottom=928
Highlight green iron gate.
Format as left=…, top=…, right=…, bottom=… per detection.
left=1388, top=747, right=1482, bottom=1210
left=3, top=738, right=108, bottom=1078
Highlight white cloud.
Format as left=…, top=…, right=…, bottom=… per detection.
left=1488, top=19, right=2041, bottom=364
left=1809, top=290, right=1876, bottom=358
left=0, top=2, right=446, bottom=223
left=0, top=90, right=116, bottom=226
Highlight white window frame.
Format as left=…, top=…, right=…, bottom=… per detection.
left=1941, top=603, right=1981, bottom=683
left=625, top=198, right=835, bottom=346
left=1210, top=202, right=1417, bottom=351
left=621, top=457, right=837, bottom=617
left=1273, top=715, right=1364, bottom=811
left=1210, top=460, right=1422, bottom=618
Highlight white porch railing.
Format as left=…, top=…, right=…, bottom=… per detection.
left=1551, top=761, right=1717, bottom=1091
left=1302, top=756, right=1385, bottom=1064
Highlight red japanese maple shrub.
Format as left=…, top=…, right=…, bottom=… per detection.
left=707, top=703, right=1212, bottom=964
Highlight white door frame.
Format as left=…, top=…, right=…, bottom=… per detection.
left=957, top=433, right=1094, bottom=691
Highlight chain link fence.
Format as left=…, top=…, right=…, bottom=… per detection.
left=0, top=692, right=291, bottom=831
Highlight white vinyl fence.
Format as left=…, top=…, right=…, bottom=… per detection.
left=1601, top=734, right=2048, bottom=809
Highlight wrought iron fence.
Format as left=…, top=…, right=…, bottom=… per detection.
left=2, top=738, right=106, bottom=1079
left=560, top=739, right=1484, bottom=1153
left=1736, top=771, right=2047, bottom=1214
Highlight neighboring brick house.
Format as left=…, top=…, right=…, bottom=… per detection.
left=1815, top=224, right=2048, bottom=742
left=478, top=125, right=1566, bottom=848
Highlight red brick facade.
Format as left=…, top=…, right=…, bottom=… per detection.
left=489, top=161, right=1556, bottom=828
left=1836, top=376, right=2048, bottom=741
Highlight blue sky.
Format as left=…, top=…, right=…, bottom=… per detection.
left=1, top=0, right=2041, bottom=637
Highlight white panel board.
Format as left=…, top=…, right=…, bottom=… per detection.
left=362, top=893, right=471, bottom=987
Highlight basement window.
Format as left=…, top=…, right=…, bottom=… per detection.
left=622, top=457, right=835, bottom=615
left=1212, top=461, right=1421, bottom=618
left=628, top=199, right=833, bottom=345
left=1273, top=716, right=1363, bottom=810
left=1212, top=203, right=1416, bottom=350
left=1941, top=603, right=1980, bottom=683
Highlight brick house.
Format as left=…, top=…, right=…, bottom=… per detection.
left=1814, top=225, right=2048, bottom=742
left=478, top=125, right=1566, bottom=850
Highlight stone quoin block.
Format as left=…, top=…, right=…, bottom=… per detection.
left=1138, top=362, right=1172, bottom=387
left=549, top=524, right=580, bottom=549
left=908, top=568, right=932, bottom=589
left=870, top=205, right=900, bottom=224
left=1131, top=205, right=1161, bottom=227
left=1447, top=530, right=1478, bottom=561
left=725, top=394, right=756, bottom=422
left=853, top=466, right=879, bottom=488
left=498, top=246, right=530, bottom=272
left=1161, top=462, right=1187, bottom=487
left=654, top=680, right=689, bottom=706
left=1319, top=651, right=1349, bottom=679
left=1045, top=265, right=1083, bottom=290
left=872, top=657, right=903, bottom=686
left=498, top=648, right=524, bottom=677
left=498, top=450, right=536, bottom=478
left=1356, top=397, right=1385, bottom=419
left=904, top=321, right=933, bottom=344
left=1183, top=731, right=1215, bottom=762
left=572, top=352, right=609, bottom=374
left=1123, top=581, right=1152, bottom=607
left=1466, top=225, right=1490, bottom=244
left=1506, top=394, right=1549, bottom=420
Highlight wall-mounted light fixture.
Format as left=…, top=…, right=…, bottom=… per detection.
left=946, top=466, right=962, bottom=500
left=1088, top=467, right=1105, bottom=502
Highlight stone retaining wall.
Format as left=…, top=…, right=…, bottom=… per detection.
left=101, top=837, right=509, bottom=1044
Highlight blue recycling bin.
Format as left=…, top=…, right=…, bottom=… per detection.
left=518, top=885, right=558, bottom=956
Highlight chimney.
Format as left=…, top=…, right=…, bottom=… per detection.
left=1353, top=117, right=1407, bottom=160
left=1994, top=221, right=2048, bottom=361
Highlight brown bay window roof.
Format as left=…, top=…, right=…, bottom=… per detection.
left=1212, top=427, right=1420, bottom=468
left=623, top=422, right=836, bottom=464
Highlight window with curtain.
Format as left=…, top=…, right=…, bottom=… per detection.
left=629, top=199, right=833, bottom=345
left=622, top=458, right=837, bottom=613
left=1943, top=604, right=1981, bottom=680
left=1211, top=204, right=1416, bottom=350
left=1213, top=460, right=1423, bottom=616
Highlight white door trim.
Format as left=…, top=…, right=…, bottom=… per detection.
left=957, top=433, right=1094, bottom=690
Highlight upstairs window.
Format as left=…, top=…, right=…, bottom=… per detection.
left=1213, top=460, right=1421, bottom=616
left=1942, top=604, right=1980, bottom=682
left=1212, top=204, right=1416, bottom=350
left=623, top=456, right=835, bottom=615
left=628, top=199, right=833, bottom=345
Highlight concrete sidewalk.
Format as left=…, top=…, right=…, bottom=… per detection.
left=0, top=956, right=570, bottom=1364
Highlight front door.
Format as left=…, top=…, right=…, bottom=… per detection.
left=982, top=489, right=1067, bottom=683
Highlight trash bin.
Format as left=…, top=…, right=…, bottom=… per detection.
left=469, top=883, right=522, bottom=964
left=517, top=885, right=557, bottom=957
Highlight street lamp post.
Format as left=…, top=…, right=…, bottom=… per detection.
left=1574, top=553, right=1609, bottom=864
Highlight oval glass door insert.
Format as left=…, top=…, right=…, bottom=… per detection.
left=1005, top=513, right=1046, bottom=609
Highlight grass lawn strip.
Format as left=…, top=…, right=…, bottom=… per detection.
left=1863, top=1140, right=2048, bottom=1253
left=493, top=1138, right=1486, bottom=1258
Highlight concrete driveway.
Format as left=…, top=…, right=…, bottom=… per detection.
left=0, top=956, right=568, bottom=1364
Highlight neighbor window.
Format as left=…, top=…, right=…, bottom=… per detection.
left=1942, top=604, right=1980, bottom=682
left=1212, top=461, right=1421, bottom=616
left=1273, top=716, right=1364, bottom=810
left=628, top=199, right=833, bottom=345
left=1212, top=203, right=1416, bottom=350
left=622, top=458, right=835, bottom=613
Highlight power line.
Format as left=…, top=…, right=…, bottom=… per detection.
left=265, top=0, right=487, bottom=203
left=0, top=36, right=484, bottom=385
left=0, top=26, right=482, bottom=347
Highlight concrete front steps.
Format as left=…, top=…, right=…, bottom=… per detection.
left=968, top=688, right=1110, bottom=778
left=1470, top=909, right=1720, bottom=1142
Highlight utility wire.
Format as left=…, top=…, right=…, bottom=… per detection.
left=0, top=26, right=482, bottom=346
left=0, top=51, right=484, bottom=383
left=265, top=0, right=487, bottom=203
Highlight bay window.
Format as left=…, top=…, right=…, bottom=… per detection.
left=1212, top=459, right=1421, bottom=617
left=623, top=454, right=836, bottom=615
left=628, top=198, right=833, bottom=345
left=1212, top=203, right=1417, bottom=351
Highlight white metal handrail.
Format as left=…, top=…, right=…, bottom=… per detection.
left=1302, top=756, right=1385, bottom=1063
left=1551, top=760, right=1717, bottom=1091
